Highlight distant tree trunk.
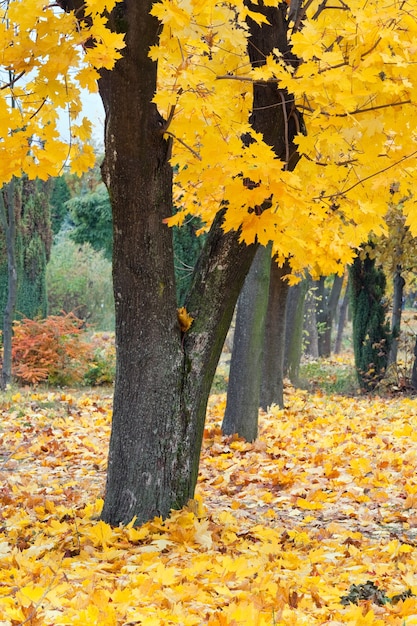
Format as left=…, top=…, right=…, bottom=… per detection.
left=222, top=0, right=301, bottom=440
left=260, top=259, right=290, bottom=410
left=411, top=337, right=417, bottom=391
left=0, top=181, right=17, bottom=389
left=284, top=278, right=309, bottom=385
left=316, top=275, right=343, bottom=357
left=350, top=249, right=391, bottom=391
left=303, top=284, right=319, bottom=358
left=0, top=177, right=52, bottom=329
left=334, top=275, right=350, bottom=354
left=17, top=178, right=52, bottom=319
left=222, top=245, right=271, bottom=441
left=388, top=265, right=405, bottom=366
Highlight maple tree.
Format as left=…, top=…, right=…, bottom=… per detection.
left=1, top=0, right=417, bottom=525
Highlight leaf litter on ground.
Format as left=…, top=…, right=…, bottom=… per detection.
left=1, top=381, right=417, bottom=624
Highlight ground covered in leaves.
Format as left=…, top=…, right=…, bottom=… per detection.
left=1, top=381, right=417, bottom=624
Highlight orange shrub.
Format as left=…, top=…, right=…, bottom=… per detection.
left=11, top=313, right=93, bottom=386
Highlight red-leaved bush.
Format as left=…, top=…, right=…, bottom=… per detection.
left=11, top=313, right=93, bottom=386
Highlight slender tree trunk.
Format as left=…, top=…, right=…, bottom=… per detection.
left=411, top=337, right=417, bottom=391
left=98, top=4, right=258, bottom=526
left=334, top=275, right=350, bottom=354
left=260, top=260, right=290, bottom=410
left=316, top=275, right=343, bottom=357
left=303, top=284, right=319, bottom=358
left=284, top=278, right=309, bottom=385
left=0, top=181, right=17, bottom=390
left=388, top=266, right=405, bottom=366
left=222, top=245, right=271, bottom=441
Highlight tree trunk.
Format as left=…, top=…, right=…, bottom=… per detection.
left=334, top=275, right=350, bottom=354
left=98, top=4, right=258, bottom=526
left=0, top=181, right=17, bottom=390
left=411, top=336, right=417, bottom=391
left=260, top=260, right=290, bottom=410
left=221, top=0, right=298, bottom=438
left=284, top=278, right=309, bottom=385
left=388, top=265, right=405, bottom=366
left=316, top=275, right=343, bottom=358
left=222, top=245, right=271, bottom=441
left=303, top=284, right=319, bottom=358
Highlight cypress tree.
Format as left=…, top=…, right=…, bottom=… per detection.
left=349, top=248, right=391, bottom=391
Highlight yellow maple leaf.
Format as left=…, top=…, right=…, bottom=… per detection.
left=177, top=307, right=194, bottom=333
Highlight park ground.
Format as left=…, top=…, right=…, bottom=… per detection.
left=1, top=353, right=417, bottom=624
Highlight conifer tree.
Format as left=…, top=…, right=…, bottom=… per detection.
left=350, top=249, right=391, bottom=391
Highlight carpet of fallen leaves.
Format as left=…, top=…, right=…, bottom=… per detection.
left=1, top=382, right=417, bottom=625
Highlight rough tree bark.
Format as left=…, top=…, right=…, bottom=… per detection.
left=334, top=275, right=350, bottom=354
left=316, top=275, right=344, bottom=358
left=93, top=2, right=258, bottom=525
left=222, top=246, right=271, bottom=442
left=0, top=181, right=17, bottom=390
left=260, top=260, right=290, bottom=410
left=303, top=283, right=319, bottom=358
left=388, top=265, right=405, bottom=366
left=284, top=278, right=309, bottom=385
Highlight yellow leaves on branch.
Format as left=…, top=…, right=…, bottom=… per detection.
left=0, top=0, right=124, bottom=185
left=153, top=0, right=417, bottom=276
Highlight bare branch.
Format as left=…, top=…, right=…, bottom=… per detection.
left=163, top=130, right=202, bottom=161
left=315, top=150, right=417, bottom=200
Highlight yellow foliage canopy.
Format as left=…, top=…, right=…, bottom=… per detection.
left=1, top=0, right=417, bottom=276
left=0, top=0, right=124, bottom=183
left=152, top=0, right=417, bottom=276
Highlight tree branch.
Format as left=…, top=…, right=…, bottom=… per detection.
left=315, top=150, right=417, bottom=200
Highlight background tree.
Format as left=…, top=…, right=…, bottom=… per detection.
left=47, top=237, right=114, bottom=329
left=49, top=176, right=71, bottom=236
left=315, top=275, right=344, bottom=358
left=67, top=183, right=113, bottom=260
left=222, top=246, right=271, bottom=441
left=0, top=176, right=52, bottom=387
left=350, top=248, right=392, bottom=391
left=372, top=198, right=417, bottom=368
left=0, top=181, right=17, bottom=389
left=260, top=260, right=291, bottom=411
left=334, top=275, right=350, bottom=354
left=16, top=178, right=52, bottom=320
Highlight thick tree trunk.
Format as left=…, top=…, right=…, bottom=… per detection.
left=98, top=3, right=257, bottom=526
left=260, top=260, right=290, bottom=410
left=222, top=245, right=271, bottom=441
left=0, top=181, right=17, bottom=390
left=388, top=266, right=405, bottom=366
